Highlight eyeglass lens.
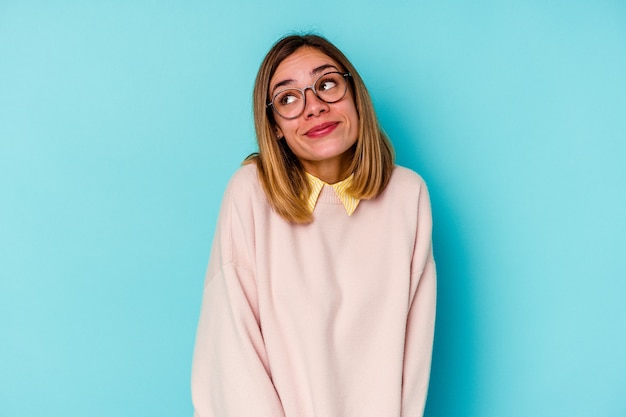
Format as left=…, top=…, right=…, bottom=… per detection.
left=271, top=72, right=348, bottom=119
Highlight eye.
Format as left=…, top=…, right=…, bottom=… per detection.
left=318, top=77, right=338, bottom=92
left=276, top=90, right=301, bottom=107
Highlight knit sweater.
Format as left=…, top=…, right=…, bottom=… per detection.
left=191, top=163, right=437, bottom=417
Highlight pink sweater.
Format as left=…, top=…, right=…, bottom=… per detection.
left=191, top=164, right=436, bottom=417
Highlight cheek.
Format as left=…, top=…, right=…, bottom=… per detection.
left=277, top=120, right=300, bottom=138
left=347, top=105, right=360, bottom=136
left=344, top=94, right=359, bottom=130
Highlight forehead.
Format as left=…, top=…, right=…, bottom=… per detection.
left=270, top=47, right=341, bottom=88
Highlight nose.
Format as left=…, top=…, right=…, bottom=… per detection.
left=303, top=87, right=329, bottom=118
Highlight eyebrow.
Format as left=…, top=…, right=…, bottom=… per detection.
left=270, top=64, right=339, bottom=96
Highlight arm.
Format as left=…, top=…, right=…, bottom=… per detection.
left=191, top=264, right=286, bottom=417
left=401, top=260, right=436, bottom=416
left=191, top=170, right=286, bottom=417
left=401, top=180, right=437, bottom=417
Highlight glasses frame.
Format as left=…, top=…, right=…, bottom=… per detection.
left=267, top=72, right=352, bottom=120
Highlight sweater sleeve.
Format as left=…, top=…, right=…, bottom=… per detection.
left=191, top=170, right=286, bottom=417
left=401, top=179, right=437, bottom=417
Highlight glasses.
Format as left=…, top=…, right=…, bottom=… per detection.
left=267, top=72, right=352, bottom=119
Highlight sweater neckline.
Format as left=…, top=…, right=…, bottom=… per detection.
left=304, top=172, right=360, bottom=215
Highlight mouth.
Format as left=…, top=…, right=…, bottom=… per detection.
left=305, top=122, right=339, bottom=138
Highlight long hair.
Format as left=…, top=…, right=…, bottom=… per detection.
left=245, top=34, right=394, bottom=223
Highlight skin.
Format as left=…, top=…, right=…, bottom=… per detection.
left=270, top=47, right=359, bottom=184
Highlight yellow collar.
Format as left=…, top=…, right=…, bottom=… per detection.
left=305, top=172, right=360, bottom=216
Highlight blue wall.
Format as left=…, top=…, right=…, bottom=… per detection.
left=1, top=1, right=624, bottom=416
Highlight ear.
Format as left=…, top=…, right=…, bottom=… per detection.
left=274, top=126, right=284, bottom=140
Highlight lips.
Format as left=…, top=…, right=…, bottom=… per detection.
left=304, top=122, right=339, bottom=138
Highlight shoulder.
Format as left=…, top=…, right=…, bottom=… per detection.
left=228, top=163, right=261, bottom=191
left=222, top=163, right=266, bottom=206
left=208, top=164, right=267, bottom=275
left=386, top=165, right=429, bottom=195
left=370, top=165, right=432, bottom=217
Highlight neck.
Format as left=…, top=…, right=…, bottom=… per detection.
left=300, top=149, right=354, bottom=184
left=307, top=167, right=350, bottom=184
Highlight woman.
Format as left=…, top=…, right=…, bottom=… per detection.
left=191, top=34, right=436, bottom=417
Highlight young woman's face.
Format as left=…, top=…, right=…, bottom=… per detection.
left=269, top=47, right=359, bottom=183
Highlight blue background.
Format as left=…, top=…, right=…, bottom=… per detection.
left=1, top=1, right=625, bottom=416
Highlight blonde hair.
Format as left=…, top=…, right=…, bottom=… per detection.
left=245, top=34, right=394, bottom=223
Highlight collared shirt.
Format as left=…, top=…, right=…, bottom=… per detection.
left=305, top=172, right=360, bottom=216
